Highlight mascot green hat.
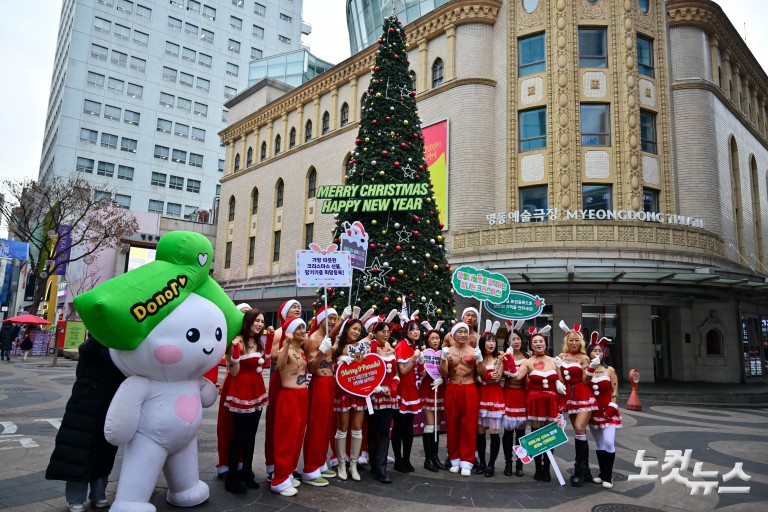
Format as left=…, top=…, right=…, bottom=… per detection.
left=74, top=231, right=242, bottom=350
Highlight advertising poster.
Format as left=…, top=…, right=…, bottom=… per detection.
left=422, top=120, right=448, bottom=229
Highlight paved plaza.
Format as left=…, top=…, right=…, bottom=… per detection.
left=1, top=356, right=766, bottom=512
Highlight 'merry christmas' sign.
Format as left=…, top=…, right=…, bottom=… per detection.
left=452, top=265, right=510, bottom=304
left=317, top=183, right=431, bottom=214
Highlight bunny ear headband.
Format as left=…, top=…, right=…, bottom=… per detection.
left=528, top=325, right=552, bottom=336
left=421, top=320, right=445, bottom=332
left=506, top=320, right=526, bottom=333
left=558, top=320, right=582, bottom=335
left=590, top=331, right=611, bottom=347
left=483, top=319, right=501, bottom=335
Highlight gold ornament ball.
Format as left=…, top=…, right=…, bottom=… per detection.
left=453, top=309, right=457, bottom=314
left=365, top=137, right=370, bottom=142
left=425, top=253, right=431, bottom=259
left=382, top=230, right=387, bottom=235
left=433, top=264, right=439, bottom=270
left=371, top=219, right=378, bottom=225
left=398, top=269, right=404, bottom=275
left=396, top=297, right=402, bottom=303
left=416, top=278, right=420, bottom=282
left=379, top=170, right=385, bottom=176
left=426, top=220, right=431, bottom=224
left=403, top=120, right=409, bottom=125
left=365, top=285, right=371, bottom=291
left=372, top=304, right=378, bottom=310
left=426, top=198, right=431, bottom=203
left=405, top=43, right=410, bottom=49
left=437, top=235, right=443, bottom=242
left=437, top=308, right=442, bottom=315
left=390, top=131, right=396, bottom=136
left=376, top=92, right=382, bottom=97
left=363, top=147, right=368, bottom=152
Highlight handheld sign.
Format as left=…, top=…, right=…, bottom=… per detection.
left=296, top=247, right=352, bottom=288
left=336, top=352, right=387, bottom=414
left=518, top=421, right=569, bottom=485
left=340, top=221, right=369, bottom=271
left=451, top=265, right=510, bottom=305
left=485, top=291, right=546, bottom=321
left=422, top=348, right=442, bottom=381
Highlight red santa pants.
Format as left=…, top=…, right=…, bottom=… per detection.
left=270, top=387, right=308, bottom=492
left=445, top=383, right=479, bottom=469
left=216, top=374, right=234, bottom=474
left=264, top=370, right=282, bottom=472
left=302, top=376, right=335, bottom=479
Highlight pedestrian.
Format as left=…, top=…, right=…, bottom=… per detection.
left=367, top=319, right=399, bottom=483
left=45, top=336, right=126, bottom=512
left=1, top=321, right=20, bottom=361
left=20, top=327, right=33, bottom=360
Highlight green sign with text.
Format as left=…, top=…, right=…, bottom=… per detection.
left=485, top=291, right=545, bottom=320
left=518, top=421, right=568, bottom=458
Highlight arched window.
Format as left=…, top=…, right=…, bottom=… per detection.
left=322, top=111, right=330, bottom=134
left=276, top=179, right=284, bottom=208
left=289, top=127, right=296, bottom=148
left=228, top=196, right=236, bottom=221
left=246, top=146, right=253, bottom=166
left=432, top=58, right=444, bottom=88
left=342, top=152, right=352, bottom=181
left=234, top=153, right=240, bottom=172
left=307, top=167, right=317, bottom=199
left=729, top=137, right=745, bottom=255
left=706, top=329, right=722, bottom=356
left=275, top=134, right=281, bottom=155
left=340, top=102, right=349, bottom=126
left=750, top=156, right=764, bottom=266
left=409, top=70, right=417, bottom=92
left=305, top=119, right=313, bottom=142
left=260, top=141, right=267, bottom=161
left=251, top=187, right=259, bottom=215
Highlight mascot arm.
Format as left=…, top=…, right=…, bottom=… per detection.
left=104, top=375, right=151, bottom=446
left=200, top=378, right=218, bottom=408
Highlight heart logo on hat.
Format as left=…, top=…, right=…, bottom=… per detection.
left=197, top=253, right=208, bottom=267
left=336, top=353, right=386, bottom=397
left=422, top=348, right=442, bottom=381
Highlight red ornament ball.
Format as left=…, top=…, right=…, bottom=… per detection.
left=394, top=54, right=399, bottom=59
left=372, top=120, right=377, bottom=125
left=384, top=297, right=390, bottom=303
left=389, top=277, right=396, bottom=283
left=386, top=116, right=391, bottom=121
left=408, top=293, right=414, bottom=299
left=369, top=89, right=374, bottom=94
left=445, top=264, right=451, bottom=270
left=378, top=38, right=383, bottom=44
left=413, top=230, right=419, bottom=237
left=413, top=215, right=420, bottom=222
left=395, top=245, right=402, bottom=251
left=372, top=267, right=379, bottom=273
left=312, top=302, right=317, bottom=308
left=327, top=287, right=333, bottom=292
left=394, top=161, right=400, bottom=167
left=388, top=27, right=394, bottom=33
left=370, top=243, right=376, bottom=249
left=375, top=66, right=380, bottom=71
left=410, top=91, right=417, bottom=97
left=419, top=165, right=424, bottom=170
left=401, top=143, right=407, bottom=148
left=439, top=223, right=445, bottom=229
left=381, top=150, right=388, bottom=156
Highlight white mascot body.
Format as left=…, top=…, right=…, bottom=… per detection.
left=73, top=231, right=242, bottom=512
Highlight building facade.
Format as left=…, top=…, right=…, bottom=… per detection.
left=216, top=0, right=768, bottom=384
left=37, top=0, right=309, bottom=222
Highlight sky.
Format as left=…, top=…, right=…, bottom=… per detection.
left=0, top=1, right=766, bottom=184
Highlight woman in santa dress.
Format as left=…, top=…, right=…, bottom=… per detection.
left=501, top=321, right=529, bottom=477
left=418, top=322, right=446, bottom=472
left=392, top=320, right=422, bottom=473
left=367, top=320, right=400, bottom=483
left=476, top=322, right=505, bottom=477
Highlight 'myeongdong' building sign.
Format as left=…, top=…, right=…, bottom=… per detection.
left=486, top=208, right=705, bottom=229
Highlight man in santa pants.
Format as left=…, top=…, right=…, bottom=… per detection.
left=300, top=306, right=338, bottom=485
left=271, top=317, right=310, bottom=496
left=440, top=322, right=484, bottom=476
left=265, top=299, right=302, bottom=479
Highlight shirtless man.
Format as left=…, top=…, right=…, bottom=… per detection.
left=300, top=306, right=338, bottom=486
left=270, top=318, right=309, bottom=497
left=443, top=308, right=480, bottom=348
left=439, top=322, right=484, bottom=476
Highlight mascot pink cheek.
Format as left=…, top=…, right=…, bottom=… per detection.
left=175, top=395, right=201, bottom=424
left=154, top=345, right=184, bottom=364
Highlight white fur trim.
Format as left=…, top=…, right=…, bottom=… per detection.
left=284, top=317, right=306, bottom=335
left=451, top=322, right=469, bottom=337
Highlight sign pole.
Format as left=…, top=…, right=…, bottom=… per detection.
left=477, top=300, right=483, bottom=335
left=434, top=388, right=438, bottom=442
left=324, top=289, right=330, bottom=335
left=546, top=450, right=565, bottom=486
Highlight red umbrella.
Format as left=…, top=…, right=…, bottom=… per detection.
left=3, top=314, right=52, bottom=325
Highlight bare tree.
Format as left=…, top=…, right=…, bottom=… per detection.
left=0, top=174, right=139, bottom=319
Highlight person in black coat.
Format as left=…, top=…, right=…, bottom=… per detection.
left=0, top=322, right=20, bottom=361
left=45, top=336, right=126, bottom=512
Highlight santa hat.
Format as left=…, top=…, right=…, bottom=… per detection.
left=281, top=317, right=306, bottom=342
left=462, top=307, right=479, bottom=320
left=278, top=299, right=301, bottom=324
left=310, top=306, right=337, bottom=335
left=236, top=303, right=252, bottom=312
left=559, top=320, right=582, bottom=335
left=365, top=316, right=380, bottom=333
left=451, top=322, right=469, bottom=338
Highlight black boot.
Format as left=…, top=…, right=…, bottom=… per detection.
left=502, top=430, right=514, bottom=476
left=541, top=451, right=552, bottom=482
left=533, top=455, right=543, bottom=481
left=239, top=470, right=259, bottom=489
left=225, top=473, right=246, bottom=494
left=514, top=429, right=525, bottom=477
left=368, top=439, right=378, bottom=475
left=475, top=434, right=487, bottom=474
left=403, top=431, right=415, bottom=472
left=432, top=432, right=447, bottom=470
left=423, top=434, right=439, bottom=472
left=377, top=438, right=392, bottom=483
left=485, top=433, right=499, bottom=477
left=602, top=451, right=615, bottom=488
left=570, top=440, right=585, bottom=487
left=593, top=450, right=606, bottom=484
left=582, top=440, right=594, bottom=484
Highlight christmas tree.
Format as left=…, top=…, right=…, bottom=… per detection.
left=316, top=13, right=455, bottom=329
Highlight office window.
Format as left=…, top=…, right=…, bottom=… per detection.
left=340, top=103, right=349, bottom=127
left=136, top=4, right=152, bottom=19
left=177, top=97, right=192, bottom=112
left=197, top=77, right=210, bottom=93
left=97, top=0, right=114, bottom=7
left=637, top=35, right=654, bottom=78
left=640, top=110, right=657, bottom=153
left=322, top=111, right=330, bottom=134
left=643, top=188, right=659, bottom=214
left=114, top=23, right=130, bottom=40
left=638, top=0, right=650, bottom=13
left=104, top=105, right=121, bottom=121
left=90, top=44, right=108, bottom=61
left=248, top=237, right=255, bottom=266
left=94, top=191, right=112, bottom=202
left=276, top=179, right=284, bottom=207
left=224, top=86, right=236, bottom=99
left=193, top=102, right=208, bottom=117
left=583, top=184, right=612, bottom=211
left=162, top=66, right=177, bottom=82
left=410, top=70, right=417, bottom=91
left=172, top=149, right=187, bottom=164
left=307, top=168, right=317, bottom=198
left=169, top=175, right=184, bottom=190
left=184, top=22, right=198, bottom=36
left=234, top=154, right=241, bottom=172
left=157, top=118, right=172, bottom=133
left=174, top=120, right=189, bottom=135
left=191, top=127, right=205, bottom=141
left=218, top=159, right=225, bottom=172
left=165, top=41, right=180, bottom=57
left=76, top=157, right=95, bottom=173
left=200, top=29, right=214, bottom=43
left=182, top=47, right=196, bottom=62
left=121, top=137, right=137, bottom=153
left=179, top=72, right=193, bottom=87
left=132, top=30, right=149, bottom=47
left=230, top=16, right=242, bottom=29
left=228, top=39, right=241, bottom=53
left=127, top=83, right=143, bottom=98
left=226, top=62, right=239, bottom=77
left=167, top=16, right=182, bottom=31
left=251, top=188, right=259, bottom=214
left=246, top=147, right=253, bottom=165
left=305, top=120, right=312, bottom=142
left=272, top=231, right=281, bottom=262
left=289, top=128, right=296, bottom=148
left=280, top=12, right=291, bottom=22
left=278, top=34, right=290, bottom=44
left=87, top=72, right=104, bottom=89
left=107, top=77, right=124, bottom=94
left=222, top=109, right=228, bottom=122
left=224, top=241, right=232, bottom=269
left=84, top=99, right=101, bottom=115
left=100, top=132, right=118, bottom=148
left=202, top=5, right=216, bottom=20
left=97, top=161, right=115, bottom=177
left=432, top=58, right=444, bottom=88
left=254, top=2, right=266, bottom=16
left=228, top=196, right=236, bottom=221
left=519, top=107, right=547, bottom=151
left=580, top=104, right=611, bottom=146
left=305, top=223, right=314, bottom=248
left=232, top=0, right=243, bottom=6
left=114, top=194, right=131, bottom=209
left=579, top=28, right=608, bottom=68
left=148, top=199, right=164, bottom=214
left=80, top=128, right=98, bottom=144
left=153, top=146, right=169, bottom=161
left=124, top=110, right=140, bottom=125
left=94, top=17, right=111, bottom=33
left=519, top=33, right=546, bottom=76
left=198, top=52, right=212, bottom=67
left=130, top=56, right=146, bottom=72
left=252, top=25, right=264, bottom=39
left=186, top=0, right=199, bottom=12
left=251, top=47, right=263, bottom=60
left=187, top=179, right=201, bottom=193
left=189, top=153, right=203, bottom=167
left=151, top=171, right=167, bottom=186
left=160, top=92, right=175, bottom=107
left=520, top=186, right=548, bottom=222
left=260, top=141, right=267, bottom=161
left=111, top=50, right=128, bottom=67
left=118, top=165, right=134, bottom=181
left=117, top=0, right=133, bottom=14
left=274, top=134, right=281, bottom=155
left=166, top=203, right=181, bottom=218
